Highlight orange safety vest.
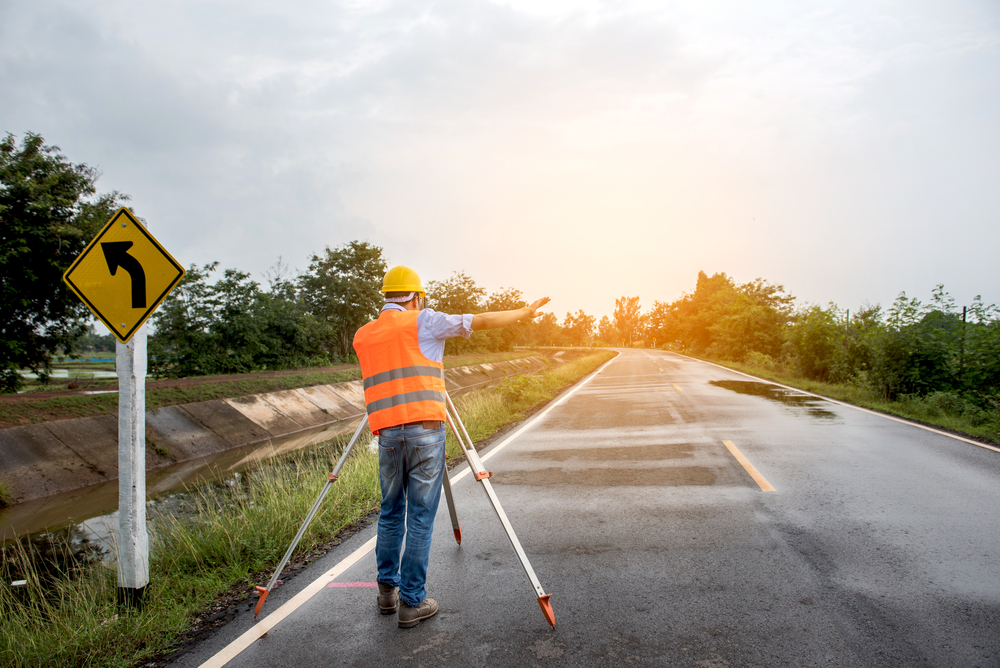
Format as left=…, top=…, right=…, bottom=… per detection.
left=353, top=309, right=447, bottom=433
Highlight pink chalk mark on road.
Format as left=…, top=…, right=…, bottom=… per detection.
left=327, top=581, right=378, bottom=588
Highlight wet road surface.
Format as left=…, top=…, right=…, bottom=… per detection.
left=178, top=349, right=1000, bottom=667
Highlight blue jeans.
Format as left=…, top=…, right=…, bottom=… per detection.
left=375, top=423, right=446, bottom=607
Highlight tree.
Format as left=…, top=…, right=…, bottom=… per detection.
left=526, top=311, right=561, bottom=346
left=0, top=132, right=128, bottom=392
left=963, top=296, right=1000, bottom=394
left=784, top=304, right=842, bottom=380
left=425, top=271, right=485, bottom=315
left=646, top=300, right=677, bottom=348
left=425, top=271, right=486, bottom=355
left=707, top=277, right=794, bottom=359
left=150, top=262, right=327, bottom=377
left=563, top=310, right=595, bottom=346
left=298, top=241, right=387, bottom=359
left=829, top=303, right=882, bottom=383
left=148, top=263, right=216, bottom=376
left=672, top=271, right=737, bottom=353
left=662, top=272, right=793, bottom=359
left=613, top=296, right=641, bottom=346
left=597, top=315, right=615, bottom=345
left=209, top=267, right=323, bottom=373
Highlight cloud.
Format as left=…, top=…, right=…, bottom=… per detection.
left=2, top=0, right=998, bottom=318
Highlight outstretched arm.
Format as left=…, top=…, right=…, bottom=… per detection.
left=471, top=297, right=550, bottom=331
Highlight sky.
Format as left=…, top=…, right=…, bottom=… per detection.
left=3, top=0, right=998, bottom=322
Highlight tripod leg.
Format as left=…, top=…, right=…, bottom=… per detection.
left=443, top=394, right=555, bottom=627
left=441, top=467, right=462, bottom=544
left=254, top=415, right=370, bottom=619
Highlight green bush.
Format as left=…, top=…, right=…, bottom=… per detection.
left=742, top=351, right=780, bottom=372
left=497, top=374, right=548, bottom=405
left=783, top=304, right=841, bottom=380
left=899, top=391, right=1000, bottom=428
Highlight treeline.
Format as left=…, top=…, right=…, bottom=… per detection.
left=148, top=242, right=556, bottom=377
left=619, top=271, right=1000, bottom=416
left=4, top=132, right=996, bottom=409
left=150, top=242, right=382, bottom=377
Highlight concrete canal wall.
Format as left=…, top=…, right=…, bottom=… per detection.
left=0, top=357, right=545, bottom=506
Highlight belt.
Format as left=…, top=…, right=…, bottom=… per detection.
left=400, top=420, right=443, bottom=429
left=373, top=421, right=443, bottom=436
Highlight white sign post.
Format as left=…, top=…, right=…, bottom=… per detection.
left=62, top=208, right=184, bottom=610
left=116, top=323, right=149, bottom=607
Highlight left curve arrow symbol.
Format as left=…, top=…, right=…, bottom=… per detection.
left=101, top=241, right=147, bottom=308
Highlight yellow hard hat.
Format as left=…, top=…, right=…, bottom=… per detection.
left=381, top=265, right=424, bottom=294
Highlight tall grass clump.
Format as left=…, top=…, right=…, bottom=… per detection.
left=155, top=437, right=379, bottom=585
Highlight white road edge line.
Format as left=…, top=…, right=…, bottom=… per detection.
left=199, top=351, right=620, bottom=668
left=670, top=352, right=1000, bottom=455
left=198, top=536, right=376, bottom=668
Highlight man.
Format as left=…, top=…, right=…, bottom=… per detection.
left=353, top=265, right=549, bottom=629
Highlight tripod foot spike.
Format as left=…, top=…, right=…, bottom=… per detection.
left=537, top=594, right=555, bottom=627
left=253, top=586, right=269, bottom=619
left=454, top=523, right=462, bottom=545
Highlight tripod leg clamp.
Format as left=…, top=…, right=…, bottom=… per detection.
left=474, top=470, right=493, bottom=481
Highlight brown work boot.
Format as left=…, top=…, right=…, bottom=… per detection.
left=377, top=583, right=399, bottom=615
left=398, top=597, right=438, bottom=628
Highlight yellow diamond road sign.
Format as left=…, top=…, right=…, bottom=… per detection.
left=63, top=208, right=185, bottom=344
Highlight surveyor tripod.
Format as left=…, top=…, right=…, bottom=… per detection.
left=253, top=393, right=555, bottom=627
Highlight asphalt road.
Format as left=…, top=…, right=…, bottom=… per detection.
left=177, top=349, right=1000, bottom=668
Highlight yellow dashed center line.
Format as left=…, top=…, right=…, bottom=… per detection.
left=722, top=440, right=775, bottom=492
left=673, top=384, right=681, bottom=392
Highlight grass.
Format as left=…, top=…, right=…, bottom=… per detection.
left=685, top=353, right=1000, bottom=446
left=0, top=352, right=540, bottom=429
left=0, top=481, right=12, bottom=508
left=0, top=349, right=613, bottom=668
left=1, top=436, right=382, bottom=668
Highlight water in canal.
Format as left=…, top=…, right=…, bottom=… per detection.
left=0, top=426, right=371, bottom=576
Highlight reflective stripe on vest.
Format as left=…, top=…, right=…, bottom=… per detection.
left=353, top=309, right=447, bottom=432
left=366, top=389, right=447, bottom=414
left=362, top=365, right=444, bottom=391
